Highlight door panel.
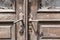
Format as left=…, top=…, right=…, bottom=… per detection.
left=0, top=25, right=11, bottom=38
left=38, top=22, right=60, bottom=40
left=42, top=25, right=60, bottom=37
left=0, top=22, right=15, bottom=40
left=40, top=39, right=60, bottom=40
left=0, top=39, right=11, bottom=40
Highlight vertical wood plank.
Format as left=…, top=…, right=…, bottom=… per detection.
left=23, top=0, right=29, bottom=40
left=16, top=0, right=25, bottom=40
left=11, top=24, right=15, bottom=40
left=29, top=0, right=38, bottom=40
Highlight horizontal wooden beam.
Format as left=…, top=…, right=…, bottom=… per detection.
left=42, top=37, right=60, bottom=39
left=29, top=19, right=60, bottom=22
left=0, top=19, right=22, bottom=23
left=41, top=25, right=60, bottom=27
left=37, top=9, right=60, bottom=13
left=0, top=9, right=15, bottom=12
left=0, top=20, right=14, bottom=22
left=1, top=19, right=60, bottom=23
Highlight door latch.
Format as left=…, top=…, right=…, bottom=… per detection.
left=19, top=20, right=25, bottom=36
left=14, top=13, right=25, bottom=36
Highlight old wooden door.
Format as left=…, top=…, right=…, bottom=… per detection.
left=0, top=0, right=15, bottom=40
left=28, top=0, right=60, bottom=40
